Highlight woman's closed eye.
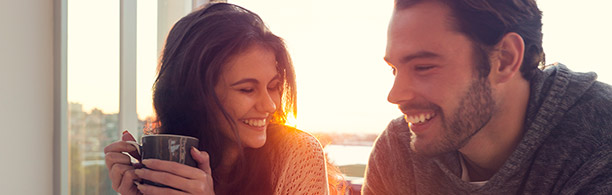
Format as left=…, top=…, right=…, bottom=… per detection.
left=239, top=88, right=254, bottom=93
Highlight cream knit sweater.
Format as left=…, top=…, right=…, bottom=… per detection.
left=272, top=128, right=330, bottom=195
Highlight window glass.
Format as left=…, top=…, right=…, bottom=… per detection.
left=67, top=1, right=119, bottom=194
left=67, top=0, right=192, bottom=194
left=136, top=0, right=159, bottom=134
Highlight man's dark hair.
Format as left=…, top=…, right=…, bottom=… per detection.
left=396, top=0, right=545, bottom=80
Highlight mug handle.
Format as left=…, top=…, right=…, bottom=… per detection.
left=125, top=141, right=142, bottom=161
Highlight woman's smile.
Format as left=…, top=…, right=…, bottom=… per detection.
left=240, top=118, right=268, bottom=129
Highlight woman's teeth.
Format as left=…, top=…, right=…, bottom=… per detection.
left=242, top=119, right=266, bottom=127
left=405, top=113, right=435, bottom=125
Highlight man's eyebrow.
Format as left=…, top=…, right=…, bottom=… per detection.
left=384, top=51, right=441, bottom=65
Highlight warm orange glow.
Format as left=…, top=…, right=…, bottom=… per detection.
left=285, top=114, right=298, bottom=128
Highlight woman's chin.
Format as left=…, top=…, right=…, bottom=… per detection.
left=241, top=134, right=267, bottom=149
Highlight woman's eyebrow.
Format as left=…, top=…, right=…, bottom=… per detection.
left=230, top=74, right=280, bottom=86
left=230, top=78, right=259, bottom=86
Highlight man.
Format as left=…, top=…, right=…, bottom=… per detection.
left=362, top=0, right=611, bottom=194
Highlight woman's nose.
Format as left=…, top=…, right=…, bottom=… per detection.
left=257, top=90, right=277, bottom=114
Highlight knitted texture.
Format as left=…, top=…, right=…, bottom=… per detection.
left=362, top=64, right=612, bottom=194
left=273, top=129, right=330, bottom=195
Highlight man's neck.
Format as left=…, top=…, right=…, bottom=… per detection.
left=458, top=78, right=530, bottom=181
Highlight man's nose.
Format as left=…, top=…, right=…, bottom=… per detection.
left=387, top=74, right=416, bottom=104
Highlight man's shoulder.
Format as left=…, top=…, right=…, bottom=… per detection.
left=538, top=79, right=612, bottom=163
left=364, top=116, right=418, bottom=194
left=579, top=80, right=612, bottom=109
left=372, top=116, right=412, bottom=151
left=536, top=65, right=612, bottom=145
left=368, top=116, right=419, bottom=172
left=562, top=79, right=612, bottom=139
left=378, top=116, right=410, bottom=138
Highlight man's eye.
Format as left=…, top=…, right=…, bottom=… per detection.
left=415, top=66, right=434, bottom=71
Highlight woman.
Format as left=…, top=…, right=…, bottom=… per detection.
left=104, top=3, right=336, bottom=194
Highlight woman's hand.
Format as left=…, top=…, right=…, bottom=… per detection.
left=134, top=147, right=215, bottom=195
left=104, top=131, right=142, bottom=195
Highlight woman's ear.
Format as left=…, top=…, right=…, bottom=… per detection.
left=490, top=32, right=525, bottom=84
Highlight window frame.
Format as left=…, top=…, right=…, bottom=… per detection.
left=54, top=1, right=208, bottom=194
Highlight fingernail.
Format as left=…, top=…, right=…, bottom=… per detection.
left=122, top=130, right=129, bottom=135
left=136, top=183, right=144, bottom=191
left=133, top=181, right=141, bottom=187
left=192, top=146, right=199, bottom=153
left=141, top=159, right=151, bottom=165
left=134, top=169, right=144, bottom=176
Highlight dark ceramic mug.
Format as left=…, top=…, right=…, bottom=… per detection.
left=127, top=134, right=199, bottom=188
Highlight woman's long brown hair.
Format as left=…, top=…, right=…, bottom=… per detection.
left=152, top=2, right=334, bottom=194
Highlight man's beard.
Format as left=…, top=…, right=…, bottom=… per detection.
left=410, top=76, right=495, bottom=156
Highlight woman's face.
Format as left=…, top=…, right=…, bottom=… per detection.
left=214, top=44, right=282, bottom=149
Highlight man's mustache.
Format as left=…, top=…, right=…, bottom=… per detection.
left=398, top=101, right=441, bottom=113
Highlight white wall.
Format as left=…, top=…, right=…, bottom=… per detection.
left=0, top=0, right=55, bottom=194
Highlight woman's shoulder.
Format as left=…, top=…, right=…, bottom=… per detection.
left=274, top=125, right=325, bottom=154
left=269, top=125, right=330, bottom=194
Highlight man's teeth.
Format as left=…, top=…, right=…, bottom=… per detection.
left=242, top=119, right=266, bottom=127
left=405, top=113, right=435, bottom=124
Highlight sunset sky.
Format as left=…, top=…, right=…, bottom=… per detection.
left=68, top=0, right=612, bottom=134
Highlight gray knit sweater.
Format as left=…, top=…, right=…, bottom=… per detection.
left=362, top=64, right=612, bottom=195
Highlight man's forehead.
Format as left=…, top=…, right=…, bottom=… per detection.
left=390, top=1, right=455, bottom=29
left=386, top=2, right=465, bottom=62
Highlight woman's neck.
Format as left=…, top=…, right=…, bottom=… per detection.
left=217, top=145, right=240, bottom=177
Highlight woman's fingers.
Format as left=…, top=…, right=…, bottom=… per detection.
left=104, top=140, right=138, bottom=154
left=192, top=147, right=212, bottom=175
left=136, top=159, right=213, bottom=194
left=105, top=152, right=132, bottom=170
left=121, top=131, right=142, bottom=160
left=121, top=130, right=137, bottom=142
left=109, top=163, right=140, bottom=193
left=141, top=159, right=206, bottom=180
left=117, top=169, right=141, bottom=194
left=104, top=137, right=142, bottom=195
left=135, top=182, right=189, bottom=195
left=104, top=141, right=139, bottom=169
left=134, top=167, right=208, bottom=193
left=103, top=131, right=144, bottom=195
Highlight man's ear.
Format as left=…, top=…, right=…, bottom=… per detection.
left=490, top=32, right=524, bottom=84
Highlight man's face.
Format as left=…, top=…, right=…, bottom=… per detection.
left=385, top=2, right=496, bottom=156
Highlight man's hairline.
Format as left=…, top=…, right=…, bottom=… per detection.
left=392, top=0, right=493, bottom=77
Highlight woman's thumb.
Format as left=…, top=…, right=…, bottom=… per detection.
left=191, top=147, right=211, bottom=174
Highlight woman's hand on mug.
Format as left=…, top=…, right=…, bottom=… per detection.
left=104, top=131, right=143, bottom=195
left=133, top=147, right=215, bottom=195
